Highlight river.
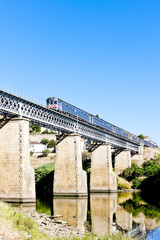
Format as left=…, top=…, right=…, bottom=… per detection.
left=35, top=192, right=160, bottom=239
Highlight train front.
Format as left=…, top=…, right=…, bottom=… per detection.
left=46, top=97, right=60, bottom=110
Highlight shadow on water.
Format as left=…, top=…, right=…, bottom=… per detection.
left=36, top=170, right=54, bottom=199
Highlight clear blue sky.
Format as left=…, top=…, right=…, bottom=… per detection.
left=0, top=0, right=160, bottom=145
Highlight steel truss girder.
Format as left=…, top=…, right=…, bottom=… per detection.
left=0, top=90, right=139, bottom=152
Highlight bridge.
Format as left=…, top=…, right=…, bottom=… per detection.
left=0, top=90, right=151, bottom=202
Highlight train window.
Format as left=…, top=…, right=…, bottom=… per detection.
left=66, top=105, right=68, bottom=107
left=54, top=101, right=57, bottom=104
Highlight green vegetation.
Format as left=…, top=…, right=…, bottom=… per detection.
left=40, top=139, right=56, bottom=150
left=122, top=154, right=160, bottom=190
left=36, top=198, right=53, bottom=216
left=35, top=162, right=55, bottom=184
left=0, top=202, right=52, bottom=240
left=138, top=134, right=144, bottom=140
left=122, top=163, right=144, bottom=182
left=42, top=129, right=50, bottom=134
left=47, top=139, right=56, bottom=148
left=117, top=177, right=131, bottom=190
left=42, top=129, right=56, bottom=134
left=29, top=123, right=41, bottom=133
left=121, top=192, right=160, bottom=221
left=41, top=138, right=49, bottom=145
left=0, top=201, right=136, bottom=239
left=42, top=149, right=50, bottom=157
left=30, top=151, right=34, bottom=157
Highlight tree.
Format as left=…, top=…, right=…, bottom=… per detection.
left=30, top=124, right=41, bottom=133
left=42, top=149, right=50, bottom=157
left=41, top=139, right=49, bottom=145
left=95, top=114, right=99, bottom=118
left=47, top=139, right=56, bottom=148
left=42, top=129, right=49, bottom=134
left=138, top=134, right=144, bottom=140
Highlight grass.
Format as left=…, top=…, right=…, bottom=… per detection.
left=0, top=202, right=52, bottom=240
left=35, top=162, right=55, bottom=184
left=0, top=202, right=136, bottom=240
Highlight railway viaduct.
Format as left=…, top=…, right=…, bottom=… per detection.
left=0, top=90, right=146, bottom=202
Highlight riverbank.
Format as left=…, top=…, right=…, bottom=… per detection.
left=0, top=202, right=135, bottom=240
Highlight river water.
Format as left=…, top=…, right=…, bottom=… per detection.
left=35, top=192, right=160, bottom=239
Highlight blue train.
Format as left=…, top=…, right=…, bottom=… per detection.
left=46, top=97, right=158, bottom=148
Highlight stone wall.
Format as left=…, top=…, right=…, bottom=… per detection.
left=29, top=134, right=56, bottom=143
left=131, top=147, right=160, bottom=166
left=30, top=153, right=55, bottom=168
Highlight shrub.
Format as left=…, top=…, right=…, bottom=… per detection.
left=142, top=160, right=160, bottom=177
left=30, top=151, right=34, bottom=157
left=123, top=163, right=144, bottom=181
left=47, top=139, right=56, bottom=148
left=132, top=178, right=143, bottom=189
left=29, top=124, right=41, bottom=133
left=138, top=134, right=144, bottom=139
left=42, top=149, right=50, bottom=157
left=40, top=139, right=49, bottom=145
left=42, top=129, right=49, bottom=134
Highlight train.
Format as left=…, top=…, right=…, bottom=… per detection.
left=46, top=97, right=158, bottom=148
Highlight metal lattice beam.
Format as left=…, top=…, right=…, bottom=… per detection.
left=0, top=90, right=140, bottom=152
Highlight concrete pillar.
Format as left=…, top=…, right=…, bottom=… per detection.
left=0, top=118, right=36, bottom=202
left=115, top=150, right=131, bottom=175
left=90, top=193, right=117, bottom=236
left=53, top=198, right=87, bottom=231
left=53, top=133, right=87, bottom=197
left=90, top=144, right=117, bottom=192
left=131, top=145, right=144, bottom=167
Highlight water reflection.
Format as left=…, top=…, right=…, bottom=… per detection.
left=36, top=192, right=160, bottom=238
left=90, top=193, right=117, bottom=235
left=53, top=198, right=87, bottom=231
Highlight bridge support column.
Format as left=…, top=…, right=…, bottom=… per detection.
left=90, top=144, right=117, bottom=192
left=115, top=150, right=131, bottom=175
left=131, top=145, right=144, bottom=166
left=0, top=118, right=36, bottom=202
left=53, top=133, right=87, bottom=197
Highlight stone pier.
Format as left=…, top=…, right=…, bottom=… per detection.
left=90, top=144, right=117, bottom=192
left=131, top=145, right=144, bottom=166
left=53, top=133, right=87, bottom=197
left=115, top=150, right=131, bottom=175
left=0, top=118, right=36, bottom=202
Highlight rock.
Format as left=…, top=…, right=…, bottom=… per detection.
left=23, top=210, right=87, bottom=239
left=50, top=215, right=62, bottom=218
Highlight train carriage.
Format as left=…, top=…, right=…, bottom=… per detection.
left=46, top=97, right=158, bottom=148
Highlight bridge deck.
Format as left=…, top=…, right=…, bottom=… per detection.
left=0, top=90, right=140, bottom=153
